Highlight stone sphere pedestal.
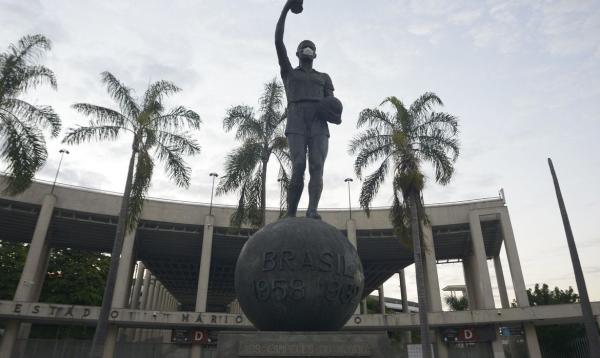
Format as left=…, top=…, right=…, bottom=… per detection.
left=234, top=217, right=364, bottom=331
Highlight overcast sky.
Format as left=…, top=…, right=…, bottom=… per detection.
left=1, top=0, right=599, bottom=306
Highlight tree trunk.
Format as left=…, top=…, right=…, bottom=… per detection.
left=408, top=191, right=432, bottom=358
left=260, top=157, right=268, bottom=227
left=89, top=135, right=139, bottom=358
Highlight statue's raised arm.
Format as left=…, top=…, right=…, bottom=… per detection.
left=275, top=0, right=301, bottom=75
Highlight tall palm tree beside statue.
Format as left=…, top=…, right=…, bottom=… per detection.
left=217, top=79, right=290, bottom=228
left=62, top=71, right=201, bottom=357
left=349, top=93, right=459, bottom=358
left=0, top=34, right=61, bottom=194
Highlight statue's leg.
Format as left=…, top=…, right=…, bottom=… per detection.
left=307, top=135, right=329, bottom=218
left=287, top=134, right=307, bottom=217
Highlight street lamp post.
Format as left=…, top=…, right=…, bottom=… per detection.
left=50, top=149, right=70, bottom=194
left=344, top=178, right=353, bottom=219
left=209, top=173, right=218, bottom=216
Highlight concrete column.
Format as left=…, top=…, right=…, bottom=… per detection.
left=111, top=230, right=138, bottom=308
left=421, top=224, right=449, bottom=358
left=346, top=219, right=361, bottom=314
left=468, top=211, right=495, bottom=309
left=195, top=215, right=214, bottom=312
left=399, top=270, right=408, bottom=313
left=134, top=269, right=151, bottom=342
left=498, top=208, right=528, bottom=306
left=159, top=287, right=167, bottom=310
left=140, top=271, right=152, bottom=309
left=153, top=282, right=162, bottom=309
left=399, top=270, right=412, bottom=344
left=360, top=299, right=367, bottom=314
left=346, top=219, right=357, bottom=247
left=469, top=211, right=504, bottom=358
left=499, top=208, right=541, bottom=357
left=17, top=236, right=52, bottom=342
left=378, top=286, right=386, bottom=313
left=493, top=256, right=510, bottom=309
left=130, top=262, right=145, bottom=309
left=0, top=194, right=56, bottom=358
left=102, top=229, right=138, bottom=358
left=152, top=284, right=163, bottom=339
left=462, top=258, right=478, bottom=309
left=421, top=223, right=442, bottom=312
left=191, top=215, right=215, bottom=358
left=141, top=277, right=157, bottom=341
left=524, top=323, right=542, bottom=358
left=491, top=328, right=505, bottom=358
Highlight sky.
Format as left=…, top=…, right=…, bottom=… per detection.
left=1, top=0, right=599, bottom=307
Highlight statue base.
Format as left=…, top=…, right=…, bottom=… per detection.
left=215, top=331, right=395, bottom=357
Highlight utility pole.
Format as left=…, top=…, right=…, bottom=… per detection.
left=548, top=158, right=600, bottom=358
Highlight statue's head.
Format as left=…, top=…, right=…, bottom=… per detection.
left=296, top=40, right=316, bottom=61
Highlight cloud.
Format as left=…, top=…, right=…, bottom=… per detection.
left=2, top=0, right=600, bottom=302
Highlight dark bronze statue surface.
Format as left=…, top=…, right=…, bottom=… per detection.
left=234, top=218, right=363, bottom=331
left=233, top=2, right=360, bottom=335
left=275, top=0, right=342, bottom=220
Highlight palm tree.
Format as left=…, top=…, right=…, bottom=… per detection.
left=445, top=295, right=469, bottom=311
left=62, top=71, right=201, bottom=357
left=349, top=93, right=459, bottom=358
left=217, top=79, right=289, bottom=228
left=0, top=34, right=61, bottom=194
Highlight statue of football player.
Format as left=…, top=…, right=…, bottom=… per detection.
left=275, top=0, right=343, bottom=220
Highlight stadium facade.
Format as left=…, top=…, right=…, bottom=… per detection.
left=1, top=178, right=598, bottom=358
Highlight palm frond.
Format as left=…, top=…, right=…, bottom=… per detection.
left=409, top=92, right=443, bottom=121
left=229, top=182, right=248, bottom=228
left=153, top=141, right=191, bottom=188
left=223, top=105, right=262, bottom=140
left=259, top=79, right=285, bottom=136
left=245, top=169, right=264, bottom=227
left=151, top=106, right=201, bottom=131
left=349, top=128, right=390, bottom=153
left=380, top=96, right=410, bottom=129
left=72, top=103, right=127, bottom=128
left=417, top=129, right=460, bottom=161
left=143, top=80, right=180, bottom=110
left=216, top=140, right=262, bottom=195
left=3, top=99, right=60, bottom=136
left=100, top=71, right=140, bottom=119
left=61, top=124, right=123, bottom=144
left=269, top=135, right=288, bottom=154
left=15, top=65, right=57, bottom=93
left=416, top=143, right=456, bottom=185
left=0, top=35, right=56, bottom=98
left=414, top=112, right=458, bottom=137
left=9, top=34, right=51, bottom=63
left=127, top=148, right=153, bottom=232
left=358, top=157, right=390, bottom=216
left=155, top=130, right=201, bottom=156
left=350, top=130, right=393, bottom=178
left=277, top=164, right=290, bottom=213
left=390, top=192, right=411, bottom=247
left=356, top=108, right=395, bottom=131
left=0, top=112, right=47, bottom=194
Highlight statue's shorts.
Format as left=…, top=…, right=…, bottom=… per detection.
left=285, top=100, right=330, bottom=138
